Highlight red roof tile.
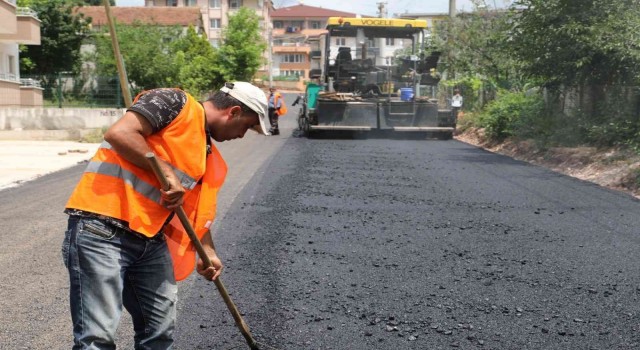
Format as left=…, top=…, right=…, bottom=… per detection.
left=74, top=6, right=202, bottom=27
left=271, top=4, right=356, bottom=18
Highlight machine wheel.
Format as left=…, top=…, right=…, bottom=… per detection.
left=297, top=105, right=311, bottom=137
left=297, top=108, right=305, bottom=131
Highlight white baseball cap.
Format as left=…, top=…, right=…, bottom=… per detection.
left=220, top=82, right=270, bottom=135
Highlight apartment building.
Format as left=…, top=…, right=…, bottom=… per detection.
left=143, top=0, right=271, bottom=48
left=0, top=0, right=41, bottom=107
left=270, top=3, right=355, bottom=80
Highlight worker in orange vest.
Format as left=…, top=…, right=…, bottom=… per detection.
left=267, top=86, right=287, bottom=135
left=62, top=82, right=270, bottom=349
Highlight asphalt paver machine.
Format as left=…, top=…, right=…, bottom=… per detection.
left=298, top=17, right=455, bottom=138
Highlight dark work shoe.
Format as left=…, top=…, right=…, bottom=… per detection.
left=271, top=129, right=280, bottom=135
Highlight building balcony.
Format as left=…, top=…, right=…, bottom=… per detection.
left=0, top=0, right=17, bottom=35
left=0, top=7, right=40, bottom=45
left=272, top=28, right=326, bottom=37
left=279, top=62, right=309, bottom=70
left=302, top=29, right=326, bottom=37
left=273, top=45, right=310, bottom=54
left=20, top=77, right=41, bottom=88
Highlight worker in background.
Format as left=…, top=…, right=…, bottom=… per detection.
left=61, top=82, right=270, bottom=349
left=451, top=88, right=463, bottom=119
left=268, top=86, right=287, bottom=135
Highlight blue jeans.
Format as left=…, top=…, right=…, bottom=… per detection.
left=62, top=216, right=177, bottom=350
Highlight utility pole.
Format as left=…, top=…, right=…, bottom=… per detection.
left=268, top=24, right=273, bottom=88
left=376, top=2, right=387, bottom=18
left=447, top=0, right=456, bottom=84
left=103, top=0, right=132, bottom=108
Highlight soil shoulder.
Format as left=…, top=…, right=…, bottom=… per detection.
left=456, top=128, right=640, bottom=199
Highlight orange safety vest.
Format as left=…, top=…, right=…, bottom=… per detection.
left=272, top=92, right=288, bottom=116
left=65, top=90, right=228, bottom=281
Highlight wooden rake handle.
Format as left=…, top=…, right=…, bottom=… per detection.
left=146, top=153, right=259, bottom=350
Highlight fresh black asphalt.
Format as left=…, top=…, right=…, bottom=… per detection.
left=174, top=133, right=640, bottom=350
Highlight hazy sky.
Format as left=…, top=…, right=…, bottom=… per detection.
left=114, top=0, right=511, bottom=16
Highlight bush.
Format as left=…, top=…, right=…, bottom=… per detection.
left=272, top=75, right=300, bottom=81
left=440, top=76, right=489, bottom=112
left=587, top=121, right=640, bottom=149
left=478, top=90, right=545, bottom=141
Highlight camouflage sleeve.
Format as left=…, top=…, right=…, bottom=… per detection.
left=127, top=89, right=188, bottom=133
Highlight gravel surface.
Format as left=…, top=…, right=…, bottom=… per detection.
left=2, top=95, right=640, bottom=350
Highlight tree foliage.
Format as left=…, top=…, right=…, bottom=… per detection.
left=442, top=7, right=523, bottom=90
left=441, top=0, right=640, bottom=148
left=91, top=24, right=222, bottom=97
left=217, top=7, right=266, bottom=81
left=171, top=26, right=222, bottom=96
left=86, top=5, right=265, bottom=97
left=510, top=0, right=640, bottom=87
left=91, top=23, right=182, bottom=91
left=19, top=0, right=91, bottom=76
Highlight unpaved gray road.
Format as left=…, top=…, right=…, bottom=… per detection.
left=2, top=95, right=640, bottom=350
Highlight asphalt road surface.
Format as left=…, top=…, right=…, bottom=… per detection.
left=2, top=94, right=640, bottom=350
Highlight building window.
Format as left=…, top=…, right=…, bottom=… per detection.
left=210, top=18, right=221, bottom=28
left=185, top=0, right=197, bottom=5
left=283, top=70, right=305, bottom=77
left=167, top=0, right=177, bottom=6
left=230, top=0, right=242, bottom=8
left=285, top=26, right=300, bottom=33
left=310, top=21, right=321, bottom=29
left=209, top=0, right=221, bottom=8
left=385, top=38, right=395, bottom=46
left=273, top=21, right=283, bottom=29
left=282, top=54, right=304, bottom=63
left=335, top=37, right=345, bottom=46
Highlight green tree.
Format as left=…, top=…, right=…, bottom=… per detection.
left=171, top=26, right=223, bottom=97
left=91, top=22, right=181, bottom=91
left=19, top=0, right=91, bottom=76
left=431, top=1, right=524, bottom=112
left=510, top=0, right=640, bottom=87
left=217, top=7, right=266, bottom=81
left=443, top=6, right=523, bottom=90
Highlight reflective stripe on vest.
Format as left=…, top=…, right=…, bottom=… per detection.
left=85, top=160, right=162, bottom=204
left=98, top=141, right=198, bottom=190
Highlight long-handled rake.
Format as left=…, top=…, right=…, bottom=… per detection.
left=146, top=152, right=272, bottom=350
